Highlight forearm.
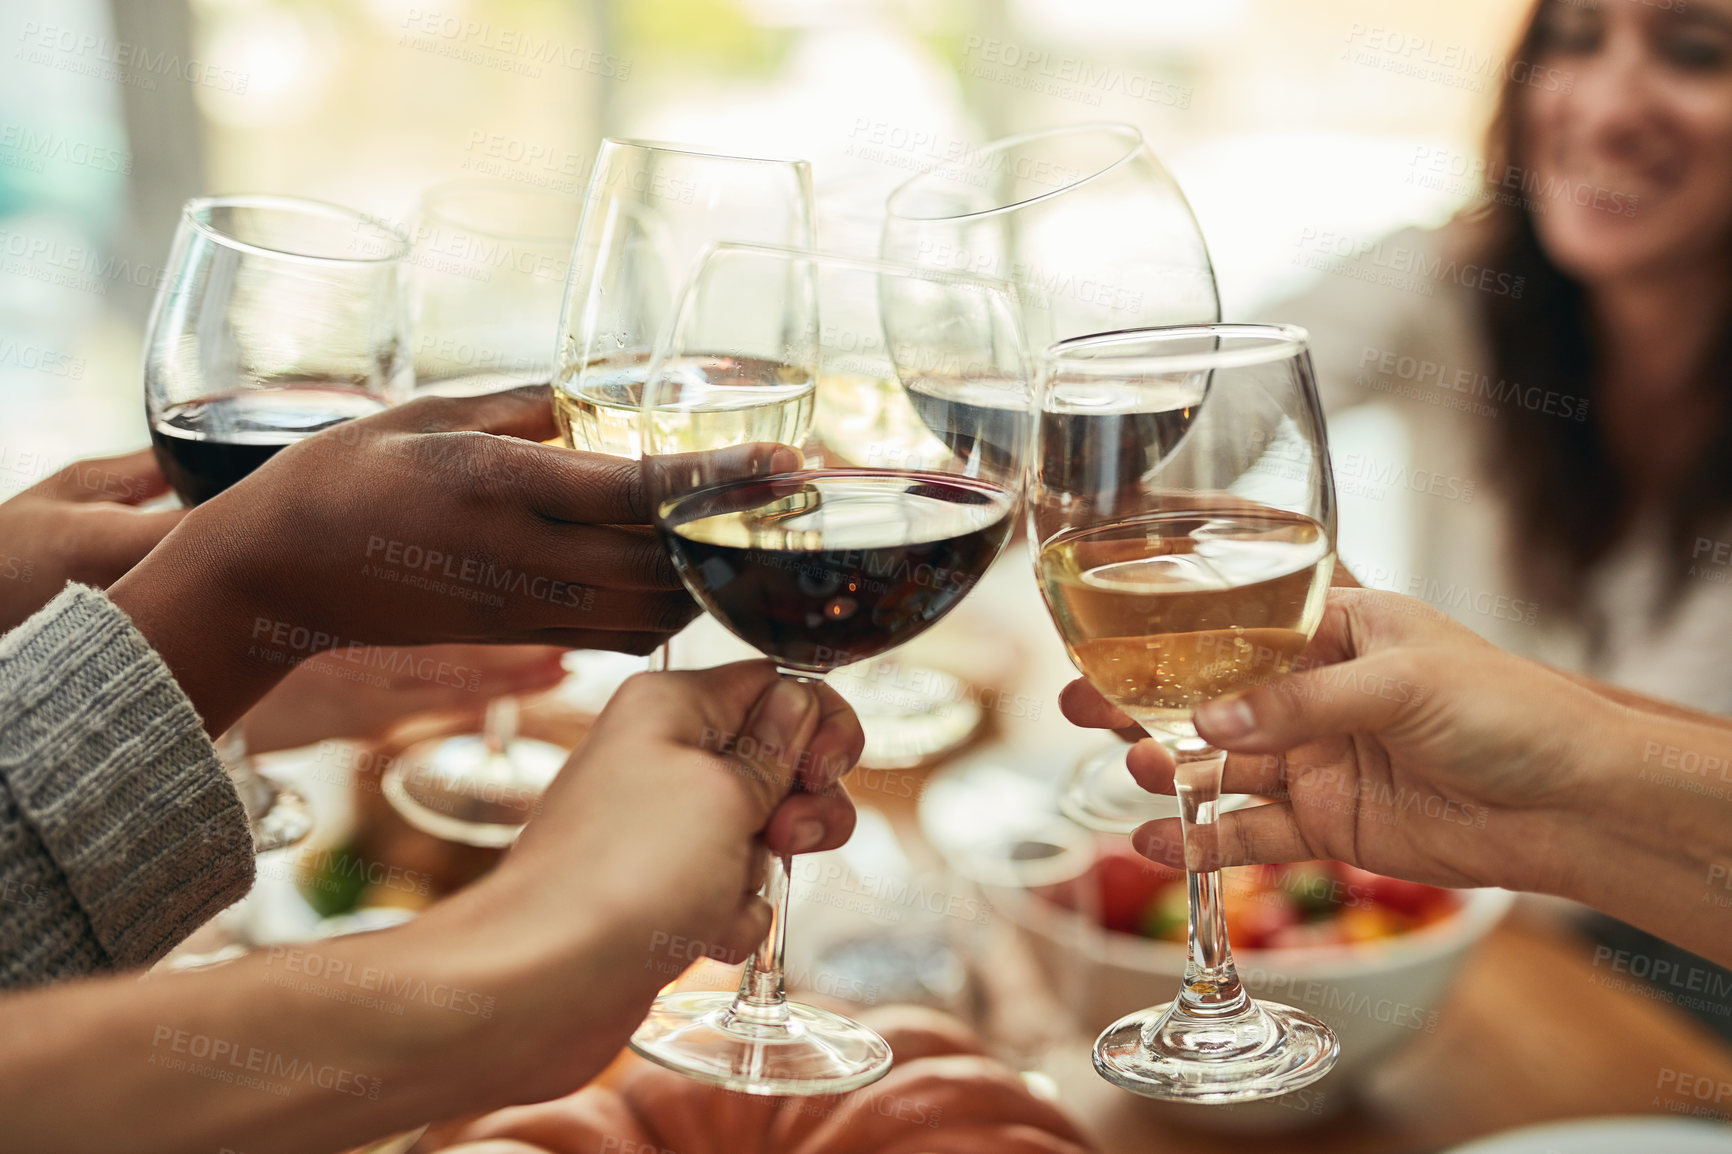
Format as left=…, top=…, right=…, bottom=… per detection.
left=0, top=899, right=624, bottom=1154
left=0, top=586, right=253, bottom=984
left=108, top=513, right=291, bottom=738
left=1558, top=665, right=1730, bottom=727
left=1559, top=705, right=1732, bottom=967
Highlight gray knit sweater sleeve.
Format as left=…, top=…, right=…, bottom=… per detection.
left=0, top=584, right=254, bottom=988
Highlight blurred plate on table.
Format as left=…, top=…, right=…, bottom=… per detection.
left=830, top=659, right=987, bottom=770
left=1443, top=1117, right=1732, bottom=1154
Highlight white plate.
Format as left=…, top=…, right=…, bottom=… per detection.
left=1444, top=1117, right=1732, bottom=1154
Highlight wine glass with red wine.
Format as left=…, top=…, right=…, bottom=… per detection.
left=1030, top=324, right=1340, bottom=1101
left=144, top=194, right=411, bottom=852
left=630, top=243, right=1031, bottom=1095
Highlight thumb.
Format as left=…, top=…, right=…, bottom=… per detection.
left=1195, top=652, right=1424, bottom=753
left=717, top=678, right=824, bottom=823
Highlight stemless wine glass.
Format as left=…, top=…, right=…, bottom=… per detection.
left=1030, top=324, right=1340, bottom=1101
left=145, top=194, right=411, bottom=852
left=380, top=180, right=583, bottom=847
left=884, top=123, right=1222, bottom=829
left=631, top=243, right=1031, bottom=1095
left=407, top=179, right=584, bottom=397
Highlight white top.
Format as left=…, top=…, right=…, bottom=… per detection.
left=1260, top=226, right=1732, bottom=715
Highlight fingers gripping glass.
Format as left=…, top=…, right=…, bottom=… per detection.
left=1029, top=324, right=1340, bottom=1101
left=631, top=244, right=1031, bottom=1095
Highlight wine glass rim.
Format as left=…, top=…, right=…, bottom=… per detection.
left=884, top=122, right=1145, bottom=224
left=183, top=194, right=409, bottom=265
left=416, top=179, right=584, bottom=245
left=1045, top=323, right=1312, bottom=374
left=600, top=136, right=814, bottom=170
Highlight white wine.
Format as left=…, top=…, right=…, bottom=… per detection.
left=555, top=352, right=815, bottom=459
left=1037, top=509, right=1332, bottom=734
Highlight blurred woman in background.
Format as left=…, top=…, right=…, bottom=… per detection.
left=1273, top=0, right=1732, bottom=711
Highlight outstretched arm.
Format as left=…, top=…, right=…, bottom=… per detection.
left=0, top=662, right=862, bottom=1154
left=1059, top=588, right=1732, bottom=968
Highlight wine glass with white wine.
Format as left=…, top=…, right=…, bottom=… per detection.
left=1030, top=324, right=1340, bottom=1101
left=553, top=139, right=814, bottom=460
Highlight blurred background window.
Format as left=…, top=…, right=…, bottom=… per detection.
left=0, top=0, right=1526, bottom=565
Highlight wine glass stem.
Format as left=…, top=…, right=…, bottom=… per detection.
left=730, top=849, right=792, bottom=1025
left=1172, top=742, right=1249, bottom=1019
left=483, top=695, right=518, bottom=757
left=726, top=664, right=823, bottom=1028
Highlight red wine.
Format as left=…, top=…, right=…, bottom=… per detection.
left=660, top=470, right=1016, bottom=672
left=150, top=387, right=388, bottom=505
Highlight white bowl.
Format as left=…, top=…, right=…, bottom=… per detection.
left=996, top=880, right=1515, bottom=1130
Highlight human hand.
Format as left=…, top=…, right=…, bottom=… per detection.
left=1059, top=588, right=1612, bottom=896
left=242, top=644, right=570, bottom=754
left=424, top=661, right=861, bottom=1105
left=109, top=386, right=706, bottom=735
left=0, top=450, right=184, bottom=633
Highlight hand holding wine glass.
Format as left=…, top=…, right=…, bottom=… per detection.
left=1030, top=324, right=1340, bottom=1101
left=631, top=244, right=1030, bottom=1095
left=108, top=386, right=697, bottom=741
left=1057, top=585, right=1609, bottom=891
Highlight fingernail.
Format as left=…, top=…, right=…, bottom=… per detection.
left=791, top=819, right=825, bottom=854
left=749, top=679, right=816, bottom=751
left=1196, top=697, right=1255, bottom=740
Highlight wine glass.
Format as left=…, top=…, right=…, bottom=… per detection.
left=380, top=180, right=583, bottom=847
left=1029, top=323, right=1339, bottom=1101
left=407, top=179, right=584, bottom=397
left=553, top=139, right=815, bottom=458
left=631, top=242, right=1031, bottom=1095
left=884, top=123, right=1222, bottom=830
left=881, top=122, right=1218, bottom=349
left=145, top=194, right=411, bottom=852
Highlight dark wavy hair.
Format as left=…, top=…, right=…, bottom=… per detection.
left=1469, top=0, right=1732, bottom=613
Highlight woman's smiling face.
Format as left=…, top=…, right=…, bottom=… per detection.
left=1522, top=0, right=1732, bottom=283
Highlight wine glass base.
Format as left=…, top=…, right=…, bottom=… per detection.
left=1093, top=999, right=1338, bottom=1103
left=629, top=990, right=893, bottom=1096
left=250, top=783, right=314, bottom=854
